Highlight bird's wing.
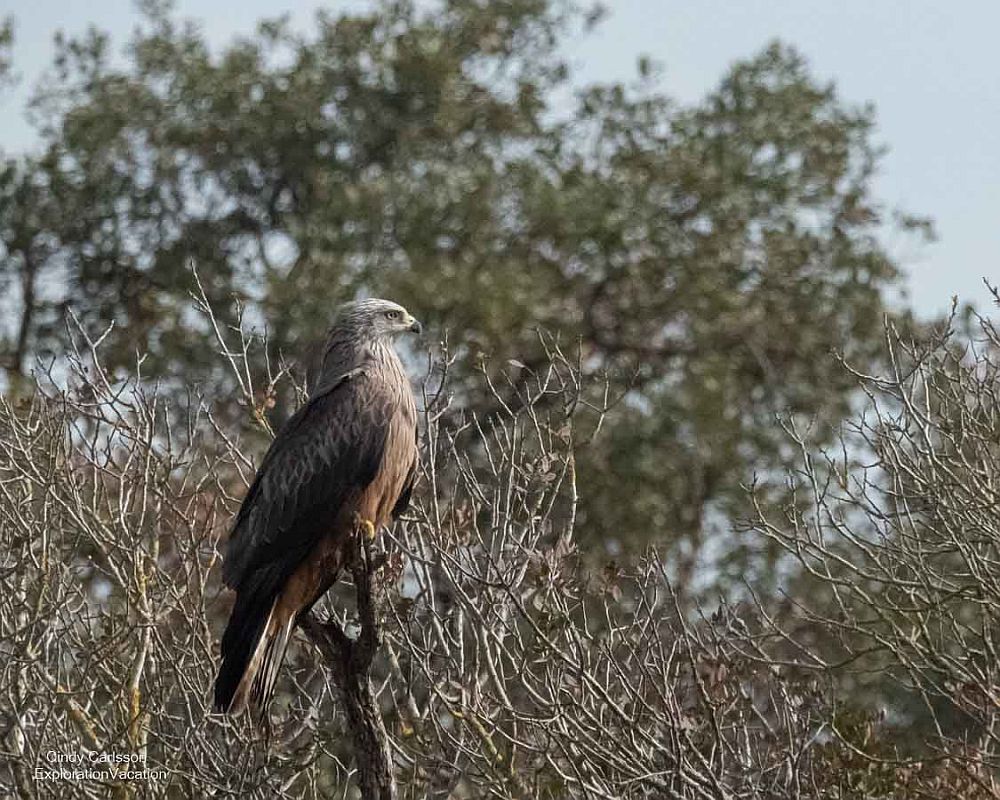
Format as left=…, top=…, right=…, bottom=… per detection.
left=221, top=366, right=391, bottom=590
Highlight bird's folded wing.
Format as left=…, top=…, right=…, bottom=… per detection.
left=221, top=367, right=391, bottom=590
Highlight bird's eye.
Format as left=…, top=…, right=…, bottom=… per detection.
left=385, top=310, right=401, bottom=321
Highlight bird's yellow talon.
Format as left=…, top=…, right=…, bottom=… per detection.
left=361, top=518, right=376, bottom=541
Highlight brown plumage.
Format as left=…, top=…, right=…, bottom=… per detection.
left=214, top=299, right=420, bottom=715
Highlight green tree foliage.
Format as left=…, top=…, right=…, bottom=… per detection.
left=0, top=0, right=929, bottom=564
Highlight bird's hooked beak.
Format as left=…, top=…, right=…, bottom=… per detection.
left=406, top=315, right=422, bottom=335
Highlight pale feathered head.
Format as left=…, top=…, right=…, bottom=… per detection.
left=309, top=299, right=422, bottom=392
left=331, top=299, right=422, bottom=342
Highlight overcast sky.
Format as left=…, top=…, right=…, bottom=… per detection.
left=3, top=0, right=997, bottom=317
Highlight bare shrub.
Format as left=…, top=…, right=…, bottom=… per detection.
left=747, top=306, right=1000, bottom=797
left=2, top=301, right=999, bottom=798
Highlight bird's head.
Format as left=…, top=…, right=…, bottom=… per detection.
left=310, top=299, right=422, bottom=392
left=332, top=298, right=422, bottom=342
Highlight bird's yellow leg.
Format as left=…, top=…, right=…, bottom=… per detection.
left=355, top=516, right=377, bottom=541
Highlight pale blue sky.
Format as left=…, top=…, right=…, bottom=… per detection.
left=2, top=0, right=997, bottom=317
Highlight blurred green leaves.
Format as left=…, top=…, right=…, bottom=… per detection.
left=0, top=2, right=929, bottom=570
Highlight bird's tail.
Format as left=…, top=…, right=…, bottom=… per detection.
left=214, top=581, right=296, bottom=715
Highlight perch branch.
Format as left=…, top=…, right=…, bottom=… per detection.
left=300, top=535, right=396, bottom=800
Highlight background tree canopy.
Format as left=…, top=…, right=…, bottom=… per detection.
left=9, top=4, right=998, bottom=797
left=0, top=0, right=931, bottom=570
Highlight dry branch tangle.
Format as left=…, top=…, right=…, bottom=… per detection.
left=1, top=310, right=999, bottom=798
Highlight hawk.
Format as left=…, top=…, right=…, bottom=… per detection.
left=214, top=299, right=421, bottom=715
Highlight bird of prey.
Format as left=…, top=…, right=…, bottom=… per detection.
left=214, top=299, right=421, bottom=715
